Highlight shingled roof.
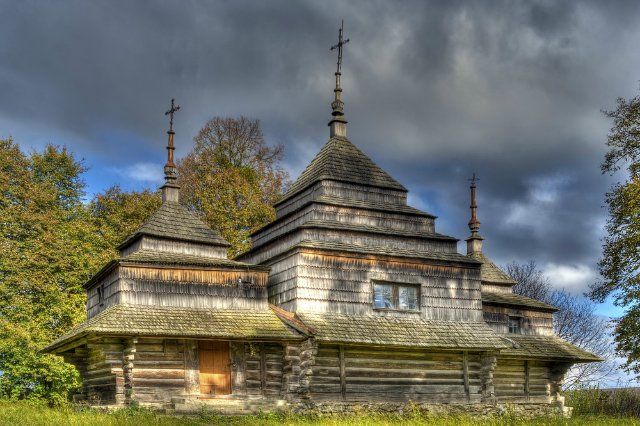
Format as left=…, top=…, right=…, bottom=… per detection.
left=297, top=312, right=508, bottom=350
left=469, top=252, right=517, bottom=286
left=482, top=291, right=558, bottom=312
left=118, top=201, right=229, bottom=250
left=499, top=334, right=602, bottom=362
left=292, top=240, right=480, bottom=264
left=277, top=137, right=407, bottom=205
left=44, top=304, right=302, bottom=353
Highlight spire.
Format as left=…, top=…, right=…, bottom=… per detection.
left=161, top=98, right=181, bottom=203
left=466, top=173, right=484, bottom=255
left=329, top=20, right=350, bottom=138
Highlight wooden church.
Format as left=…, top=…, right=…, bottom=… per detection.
left=45, top=25, right=599, bottom=415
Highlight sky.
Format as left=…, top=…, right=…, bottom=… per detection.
left=1, top=1, right=639, bottom=351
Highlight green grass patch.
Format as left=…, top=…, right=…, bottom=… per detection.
left=1, top=400, right=639, bottom=426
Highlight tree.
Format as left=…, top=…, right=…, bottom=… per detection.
left=507, top=261, right=616, bottom=388
left=0, top=139, right=89, bottom=404
left=177, top=116, right=288, bottom=256
left=0, top=140, right=160, bottom=405
left=591, top=92, right=640, bottom=377
left=89, top=185, right=161, bottom=261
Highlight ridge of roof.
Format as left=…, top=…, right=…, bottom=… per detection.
left=481, top=291, right=558, bottom=312
left=277, top=137, right=407, bottom=205
left=118, top=201, right=230, bottom=250
left=469, top=252, right=518, bottom=285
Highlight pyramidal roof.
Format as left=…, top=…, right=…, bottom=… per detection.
left=278, top=136, right=407, bottom=205
left=118, top=201, right=230, bottom=250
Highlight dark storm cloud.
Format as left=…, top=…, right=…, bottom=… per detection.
left=2, top=0, right=640, bottom=292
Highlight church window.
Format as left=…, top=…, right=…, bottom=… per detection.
left=373, top=282, right=419, bottom=311
left=508, top=316, right=522, bottom=334
left=97, top=284, right=104, bottom=306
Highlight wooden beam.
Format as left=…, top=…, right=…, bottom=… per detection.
left=260, top=343, right=267, bottom=396
left=339, top=345, right=346, bottom=401
left=183, top=340, right=200, bottom=395
left=462, top=351, right=470, bottom=401
left=524, top=360, right=530, bottom=401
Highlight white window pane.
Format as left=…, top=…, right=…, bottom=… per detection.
left=398, top=286, right=418, bottom=310
left=374, top=284, right=394, bottom=309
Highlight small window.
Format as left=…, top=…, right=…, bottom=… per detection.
left=508, top=316, right=522, bottom=334
left=97, top=284, right=104, bottom=306
left=373, top=282, right=419, bottom=311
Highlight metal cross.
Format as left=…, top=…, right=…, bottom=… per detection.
left=468, top=173, right=480, bottom=186
left=165, top=98, right=181, bottom=132
left=330, top=20, right=350, bottom=74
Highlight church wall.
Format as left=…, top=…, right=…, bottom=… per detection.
left=309, top=344, right=482, bottom=403
left=483, top=305, right=554, bottom=336
left=264, top=248, right=484, bottom=321
left=253, top=203, right=436, bottom=250
left=131, top=338, right=187, bottom=405
left=494, top=358, right=552, bottom=403
left=121, top=236, right=228, bottom=259
left=244, top=229, right=456, bottom=267
left=86, top=270, right=122, bottom=319
left=481, top=283, right=513, bottom=294
left=275, top=181, right=409, bottom=219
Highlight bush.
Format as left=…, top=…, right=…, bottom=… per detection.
left=567, top=387, right=640, bottom=417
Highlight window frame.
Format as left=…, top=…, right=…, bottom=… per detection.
left=508, top=315, right=522, bottom=334
left=372, top=280, right=420, bottom=312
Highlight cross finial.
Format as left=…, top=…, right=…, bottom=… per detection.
left=468, top=172, right=479, bottom=187
left=165, top=98, right=181, bottom=133
left=466, top=173, right=483, bottom=254
left=328, top=20, right=349, bottom=138
left=162, top=98, right=180, bottom=203
left=330, top=20, right=350, bottom=74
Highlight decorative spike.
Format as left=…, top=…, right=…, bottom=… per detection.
left=161, top=98, right=181, bottom=202
left=328, top=20, right=349, bottom=138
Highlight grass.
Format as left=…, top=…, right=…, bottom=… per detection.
left=0, top=400, right=639, bottom=426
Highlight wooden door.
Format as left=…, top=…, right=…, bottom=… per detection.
left=198, top=341, right=231, bottom=395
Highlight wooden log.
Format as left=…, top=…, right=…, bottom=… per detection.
left=463, top=351, right=470, bottom=401
left=339, top=345, right=346, bottom=401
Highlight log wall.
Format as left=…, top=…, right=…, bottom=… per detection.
left=310, top=345, right=482, bottom=403
left=494, top=358, right=551, bottom=403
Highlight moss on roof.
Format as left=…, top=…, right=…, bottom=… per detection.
left=499, top=334, right=602, bottom=362
left=482, top=291, right=558, bottom=312
left=278, top=137, right=407, bottom=205
left=44, top=304, right=302, bottom=353
left=118, top=201, right=229, bottom=249
left=297, top=312, right=508, bottom=350
left=469, top=252, right=517, bottom=285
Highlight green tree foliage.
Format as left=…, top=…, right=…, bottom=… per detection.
left=590, top=93, right=640, bottom=377
left=0, top=138, right=88, bottom=404
left=0, top=140, right=160, bottom=405
left=89, top=185, right=161, bottom=260
left=177, top=116, right=288, bottom=256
